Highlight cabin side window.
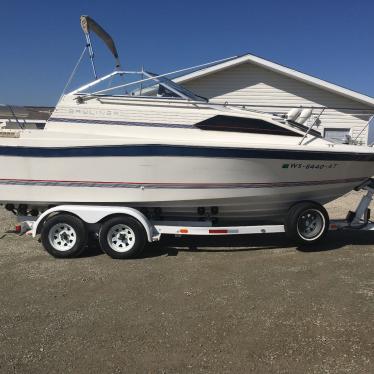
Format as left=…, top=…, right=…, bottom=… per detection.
left=195, top=115, right=302, bottom=137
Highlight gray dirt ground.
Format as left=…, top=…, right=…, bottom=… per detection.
left=0, top=191, right=374, bottom=374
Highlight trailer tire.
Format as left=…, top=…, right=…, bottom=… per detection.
left=98, top=216, right=146, bottom=259
left=285, top=202, right=329, bottom=245
left=41, top=214, right=88, bottom=258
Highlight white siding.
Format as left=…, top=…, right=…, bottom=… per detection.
left=182, top=63, right=374, bottom=144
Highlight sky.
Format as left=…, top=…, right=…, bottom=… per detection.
left=1, top=0, right=374, bottom=106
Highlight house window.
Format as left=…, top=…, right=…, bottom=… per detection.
left=324, top=128, right=351, bottom=143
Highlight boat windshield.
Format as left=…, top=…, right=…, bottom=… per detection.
left=72, top=70, right=208, bottom=102
left=143, top=71, right=207, bottom=102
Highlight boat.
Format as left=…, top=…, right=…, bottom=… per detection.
left=2, top=15, right=374, bottom=225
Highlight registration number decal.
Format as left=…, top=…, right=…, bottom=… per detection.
left=282, top=163, right=338, bottom=170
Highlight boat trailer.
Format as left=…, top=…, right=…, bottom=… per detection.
left=12, top=178, right=374, bottom=259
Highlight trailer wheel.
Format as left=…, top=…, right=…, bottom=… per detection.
left=98, top=216, right=146, bottom=259
left=41, top=214, right=88, bottom=258
left=285, top=202, right=329, bottom=245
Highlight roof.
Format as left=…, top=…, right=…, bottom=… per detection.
left=174, top=53, right=374, bottom=107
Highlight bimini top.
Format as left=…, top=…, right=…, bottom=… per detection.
left=61, top=15, right=236, bottom=103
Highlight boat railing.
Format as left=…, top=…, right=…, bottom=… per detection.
left=0, top=105, right=27, bottom=131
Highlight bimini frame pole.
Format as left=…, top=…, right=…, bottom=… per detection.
left=84, top=32, right=98, bottom=79
left=80, top=15, right=98, bottom=79
left=80, top=15, right=122, bottom=75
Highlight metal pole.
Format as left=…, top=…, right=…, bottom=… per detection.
left=353, top=115, right=373, bottom=144
left=85, top=33, right=98, bottom=79
left=57, top=46, right=87, bottom=104
left=7, top=105, right=24, bottom=130
left=299, top=107, right=325, bottom=145
left=139, top=66, right=144, bottom=96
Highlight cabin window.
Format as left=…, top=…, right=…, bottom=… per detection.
left=195, top=115, right=301, bottom=137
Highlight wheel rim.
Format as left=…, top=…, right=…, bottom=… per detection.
left=48, top=223, right=77, bottom=251
left=107, top=224, right=136, bottom=252
left=296, top=209, right=325, bottom=240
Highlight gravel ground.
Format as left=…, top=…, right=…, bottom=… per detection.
left=0, top=192, right=374, bottom=373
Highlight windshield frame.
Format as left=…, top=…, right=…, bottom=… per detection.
left=69, top=70, right=208, bottom=102
left=143, top=71, right=207, bottom=102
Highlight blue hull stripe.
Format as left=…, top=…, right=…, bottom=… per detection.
left=0, top=177, right=366, bottom=189
left=0, top=143, right=374, bottom=161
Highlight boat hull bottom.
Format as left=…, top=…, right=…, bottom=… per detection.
left=0, top=181, right=361, bottom=223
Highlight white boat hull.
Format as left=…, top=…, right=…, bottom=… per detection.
left=1, top=148, right=372, bottom=222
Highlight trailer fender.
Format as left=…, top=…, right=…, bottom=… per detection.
left=31, top=205, right=157, bottom=242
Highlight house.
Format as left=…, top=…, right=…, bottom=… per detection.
left=175, top=54, right=374, bottom=144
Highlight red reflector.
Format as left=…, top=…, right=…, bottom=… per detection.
left=15, top=225, right=21, bottom=233
left=209, top=229, right=228, bottom=234
left=180, top=228, right=189, bottom=234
